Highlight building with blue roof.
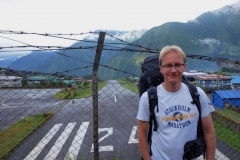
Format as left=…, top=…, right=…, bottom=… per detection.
left=210, top=90, right=240, bottom=109
left=231, top=76, right=240, bottom=89
left=195, top=74, right=232, bottom=90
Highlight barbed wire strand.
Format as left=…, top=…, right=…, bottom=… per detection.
left=0, top=36, right=140, bottom=77
left=0, top=30, right=159, bottom=52
left=1, top=31, right=239, bottom=77
left=1, top=44, right=239, bottom=63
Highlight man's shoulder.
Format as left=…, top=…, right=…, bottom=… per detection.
left=156, top=83, right=163, bottom=90
left=196, top=86, right=205, bottom=95
left=182, top=82, right=203, bottom=93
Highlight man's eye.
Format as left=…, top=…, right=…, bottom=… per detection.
left=165, top=65, right=172, bottom=68
left=175, top=64, right=181, bottom=67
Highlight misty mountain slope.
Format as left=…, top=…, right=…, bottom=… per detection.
left=99, top=49, right=151, bottom=80
left=31, top=46, right=98, bottom=76
left=99, top=3, right=240, bottom=80
left=5, top=30, right=146, bottom=75
left=8, top=51, right=55, bottom=70
left=29, top=42, right=116, bottom=76
left=6, top=4, right=240, bottom=79
left=0, top=54, right=27, bottom=68
left=29, top=30, right=147, bottom=76
left=0, top=58, right=17, bottom=68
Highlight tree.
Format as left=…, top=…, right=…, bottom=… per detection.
left=83, top=74, right=103, bottom=82
left=83, top=74, right=92, bottom=80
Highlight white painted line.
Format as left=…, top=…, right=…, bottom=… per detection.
left=111, top=86, right=117, bottom=102
left=112, top=87, right=114, bottom=97
left=98, top=145, right=114, bottom=152
left=66, top=122, right=90, bottom=159
left=2, top=98, right=10, bottom=106
left=91, top=128, right=113, bottom=152
left=197, top=149, right=230, bottom=160
left=215, top=149, right=230, bottom=160
left=128, top=126, right=138, bottom=144
left=24, top=123, right=63, bottom=160
left=43, top=123, right=76, bottom=160
left=1, top=93, right=22, bottom=108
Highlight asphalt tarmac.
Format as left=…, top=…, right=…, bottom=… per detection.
left=2, top=81, right=239, bottom=159
left=5, top=80, right=141, bottom=160
left=0, top=88, right=65, bottom=132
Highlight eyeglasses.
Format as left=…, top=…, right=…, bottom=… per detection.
left=161, top=63, right=185, bottom=71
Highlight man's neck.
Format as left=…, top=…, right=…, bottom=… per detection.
left=162, top=81, right=182, bottom=92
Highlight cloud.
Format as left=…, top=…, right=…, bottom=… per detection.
left=113, top=30, right=147, bottom=42
left=198, top=38, right=221, bottom=49
left=211, top=1, right=240, bottom=15
left=83, top=30, right=147, bottom=42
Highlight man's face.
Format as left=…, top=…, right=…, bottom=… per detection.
left=159, top=51, right=186, bottom=85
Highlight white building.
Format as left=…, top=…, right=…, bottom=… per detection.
left=183, top=70, right=207, bottom=82
left=0, top=76, right=23, bottom=87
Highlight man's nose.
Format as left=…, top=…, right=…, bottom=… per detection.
left=170, top=66, right=177, bottom=72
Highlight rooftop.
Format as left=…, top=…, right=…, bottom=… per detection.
left=195, top=74, right=232, bottom=80
left=213, top=90, right=240, bottom=98
left=0, top=76, right=23, bottom=80
left=231, top=76, right=240, bottom=84
left=27, top=75, right=56, bottom=81
left=183, top=71, right=207, bottom=77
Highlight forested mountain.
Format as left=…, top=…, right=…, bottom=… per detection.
left=7, top=30, right=147, bottom=76
left=8, top=51, right=55, bottom=70
left=6, top=3, right=240, bottom=80
left=0, top=53, right=27, bottom=68
left=99, top=3, right=240, bottom=79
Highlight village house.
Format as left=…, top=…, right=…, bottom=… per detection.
left=183, top=70, right=207, bottom=82
left=210, top=90, right=240, bottom=109
left=27, top=75, right=76, bottom=86
left=231, top=75, right=240, bottom=89
left=27, top=75, right=57, bottom=85
left=194, top=74, right=232, bottom=90
left=0, top=75, right=23, bottom=87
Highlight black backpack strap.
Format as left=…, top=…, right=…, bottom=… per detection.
left=184, top=82, right=206, bottom=159
left=184, top=82, right=203, bottom=135
left=146, top=86, right=158, bottom=156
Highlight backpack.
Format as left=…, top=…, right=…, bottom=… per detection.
left=138, top=54, right=205, bottom=160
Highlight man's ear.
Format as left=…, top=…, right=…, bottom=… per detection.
left=159, top=65, right=163, bottom=73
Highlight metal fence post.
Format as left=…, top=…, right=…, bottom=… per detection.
left=92, top=31, right=106, bottom=160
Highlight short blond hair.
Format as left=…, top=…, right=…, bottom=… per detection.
left=159, top=45, right=186, bottom=65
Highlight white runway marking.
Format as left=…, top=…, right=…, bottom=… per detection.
left=215, top=149, right=230, bottom=160
left=65, top=121, right=90, bottom=159
left=91, top=127, right=114, bottom=152
left=112, top=86, right=117, bottom=102
left=43, top=123, right=76, bottom=160
left=198, top=149, right=230, bottom=160
left=24, top=123, right=62, bottom=160
left=23, top=123, right=230, bottom=160
left=128, top=126, right=138, bottom=144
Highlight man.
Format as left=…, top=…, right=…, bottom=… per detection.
left=137, top=45, right=216, bottom=160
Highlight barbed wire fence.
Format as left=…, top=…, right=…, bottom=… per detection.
left=0, top=30, right=240, bottom=160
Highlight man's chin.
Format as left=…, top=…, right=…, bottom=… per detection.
left=169, top=81, right=178, bottom=85
left=168, top=79, right=180, bottom=85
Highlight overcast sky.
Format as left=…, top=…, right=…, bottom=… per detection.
left=0, top=0, right=239, bottom=54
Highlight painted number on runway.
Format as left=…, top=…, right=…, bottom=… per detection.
left=128, top=126, right=138, bottom=144
left=24, top=123, right=229, bottom=160
left=91, top=127, right=114, bottom=152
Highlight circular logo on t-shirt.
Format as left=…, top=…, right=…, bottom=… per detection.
left=173, top=112, right=183, bottom=122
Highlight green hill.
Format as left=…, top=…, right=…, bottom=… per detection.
left=7, top=4, right=240, bottom=80
left=99, top=4, right=240, bottom=79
